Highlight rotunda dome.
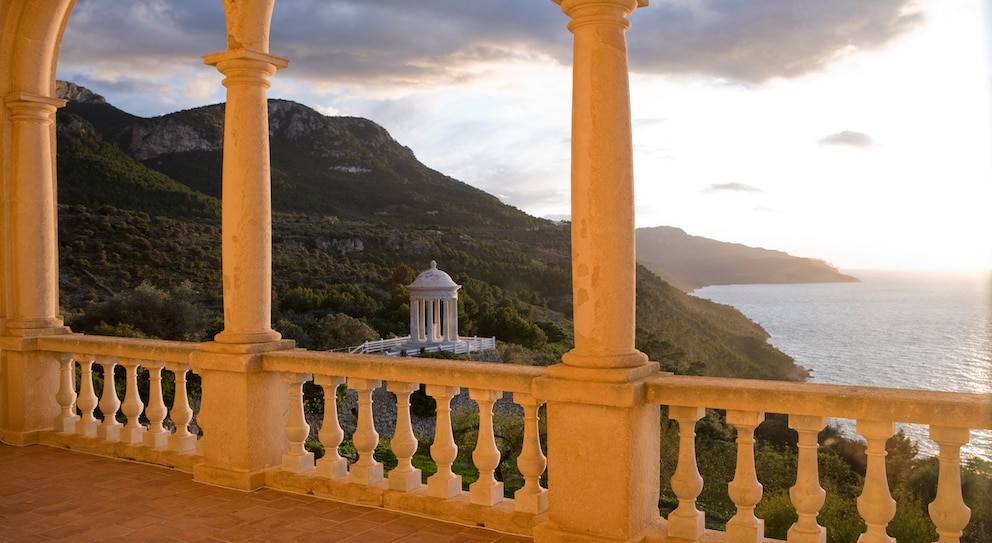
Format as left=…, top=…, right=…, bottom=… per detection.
left=408, top=260, right=458, bottom=290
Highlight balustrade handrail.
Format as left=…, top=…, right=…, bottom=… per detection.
left=645, top=374, right=992, bottom=430
left=263, top=349, right=545, bottom=394
left=37, top=333, right=201, bottom=365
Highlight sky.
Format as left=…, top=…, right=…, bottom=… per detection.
left=55, top=0, right=992, bottom=272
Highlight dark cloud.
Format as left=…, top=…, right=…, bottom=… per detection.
left=60, top=0, right=924, bottom=88
left=703, top=183, right=764, bottom=193
left=628, top=0, right=924, bottom=83
left=818, top=130, right=877, bottom=148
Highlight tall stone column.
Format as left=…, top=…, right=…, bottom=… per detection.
left=3, top=93, right=67, bottom=333
left=0, top=93, right=70, bottom=445
left=534, top=1, right=661, bottom=542
left=558, top=0, right=647, bottom=372
left=192, top=49, right=295, bottom=490
left=203, top=48, right=287, bottom=345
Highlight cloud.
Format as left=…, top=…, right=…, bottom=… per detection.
left=628, top=0, right=923, bottom=83
left=60, top=0, right=924, bottom=95
left=818, top=130, right=878, bottom=149
left=703, top=183, right=764, bottom=193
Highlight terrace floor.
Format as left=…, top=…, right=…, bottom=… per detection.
left=0, top=443, right=533, bottom=543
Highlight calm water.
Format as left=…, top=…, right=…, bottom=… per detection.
left=692, top=270, right=992, bottom=461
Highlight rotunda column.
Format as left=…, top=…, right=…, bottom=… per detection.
left=557, top=0, right=647, bottom=371
left=3, top=93, right=67, bottom=332
left=203, top=49, right=287, bottom=344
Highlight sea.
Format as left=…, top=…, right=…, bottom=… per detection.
left=691, top=269, right=992, bottom=462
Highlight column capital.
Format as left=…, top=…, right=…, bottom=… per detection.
left=4, top=93, right=65, bottom=122
left=203, top=48, right=289, bottom=84
left=553, top=0, right=647, bottom=29
left=4, top=92, right=66, bottom=110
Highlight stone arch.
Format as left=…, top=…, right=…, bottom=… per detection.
left=220, top=0, right=277, bottom=53
left=0, top=0, right=75, bottom=97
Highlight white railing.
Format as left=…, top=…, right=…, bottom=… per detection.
left=262, top=349, right=547, bottom=534
left=37, top=335, right=202, bottom=470
left=646, top=375, right=992, bottom=543
left=347, top=336, right=497, bottom=356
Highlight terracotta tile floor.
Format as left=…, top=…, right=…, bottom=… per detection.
left=0, top=443, right=532, bottom=543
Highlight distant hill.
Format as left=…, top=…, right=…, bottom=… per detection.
left=636, top=226, right=859, bottom=291
left=53, top=81, right=806, bottom=381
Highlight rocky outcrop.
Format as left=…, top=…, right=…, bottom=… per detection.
left=56, top=81, right=106, bottom=104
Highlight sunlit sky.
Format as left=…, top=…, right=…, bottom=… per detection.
left=56, top=0, right=992, bottom=272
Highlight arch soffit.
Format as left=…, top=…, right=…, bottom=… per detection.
left=221, top=0, right=276, bottom=53
left=1, top=0, right=75, bottom=97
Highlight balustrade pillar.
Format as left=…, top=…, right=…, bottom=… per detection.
left=727, top=410, right=764, bottom=542
left=928, top=426, right=972, bottom=543
left=76, top=354, right=99, bottom=437
left=143, top=362, right=169, bottom=449
left=469, top=388, right=504, bottom=506
left=96, top=356, right=122, bottom=442
left=387, top=381, right=422, bottom=491
left=53, top=352, right=79, bottom=433
left=514, top=394, right=548, bottom=514
left=314, top=375, right=347, bottom=478
left=426, top=384, right=461, bottom=498
left=789, top=415, right=827, bottom=543
left=282, top=372, right=314, bottom=473
left=348, top=378, right=383, bottom=486
left=856, top=419, right=896, bottom=543
left=203, top=48, right=287, bottom=345
left=168, top=364, right=196, bottom=453
left=120, top=359, right=147, bottom=444
left=669, top=405, right=705, bottom=540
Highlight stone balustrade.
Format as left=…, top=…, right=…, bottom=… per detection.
left=20, top=334, right=992, bottom=541
left=645, top=375, right=992, bottom=543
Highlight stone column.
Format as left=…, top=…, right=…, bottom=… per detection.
left=193, top=48, right=296, bottom=490
left=203, top=48, right=287, bottom=345
left=556, top=0, right=648, bottom=371
left=0, top=93, right=71, bottom=445
left=3, top=93, right=67, bottom=333
left=535, top=2, right=660, bottom=542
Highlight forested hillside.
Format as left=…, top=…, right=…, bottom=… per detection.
left=55, top=82, right=800, bottom=380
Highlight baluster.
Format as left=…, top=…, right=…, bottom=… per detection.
left=168, top=364, right=196, bottom=453
left=514, top=393, right=548, bottom=514
left=928, top=426, right=972, bottom=543
left=426, top=384, right=462, bottom=498
left=387, top=381, right=422, bottom=491
left=143, top=362, right=169, bottom=449
left=54, top=352, right=79, bottom=433
left=119, top=358, right=147, bottom=444
left=789, top=415, right=827, bottom=543
left=727, top=410, right=764, bottom=543
left=856, top=419, right=896, bottom=543
left=282, top=372, right=315, bottom=473
left=348, top=378, right=383, bottom=485
left=669, top=405, right=705, bottom=540
left=469, top=388, right=504, bottom=506
left=96, top=356, right=122, bottom=441
left=314, top=375, right=347, bottom=478
left=75, top=354, right=99, bottom=436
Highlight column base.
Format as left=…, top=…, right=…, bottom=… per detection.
left=350, top=462, right=384, bottom=486
left=194, top=462, right=268, bottom=491
left=427, top=473, right=462, bottom=499
left=388, top=468, right=423, bottom=491
left=282, top=452, right=315, bottom=473
left=514, top=487, right=548, bottom=514
left=470, top=481, right=504, bottom=506
left=316, top=456, right=348, bottom=479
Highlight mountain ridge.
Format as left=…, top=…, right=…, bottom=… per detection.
left=53, top=81, right=811, bottom=381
